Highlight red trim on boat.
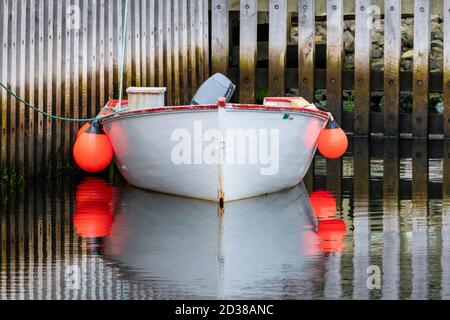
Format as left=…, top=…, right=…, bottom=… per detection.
left=100, top=101, right=331, bottom=123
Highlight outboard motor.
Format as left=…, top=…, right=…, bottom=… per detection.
left=191, top=73, right=236, bottom=105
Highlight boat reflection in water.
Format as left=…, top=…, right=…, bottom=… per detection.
left=101, top=183, right=335, bottom=299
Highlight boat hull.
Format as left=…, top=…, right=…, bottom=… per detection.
left=101, top=104, right=329, bottom=202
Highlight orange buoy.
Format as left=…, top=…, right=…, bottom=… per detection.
left=317, top=118, right=348, bottom=159
left=73, top=122, right=113, bottom=173
left=317, top=219, right=347, bottom=253
left=309, top=190, right=337, bottom=220
left=76, top=123, right=91, bottom=141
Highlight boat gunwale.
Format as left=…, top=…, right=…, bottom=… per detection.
left=100, top=102, right=331, bottom=124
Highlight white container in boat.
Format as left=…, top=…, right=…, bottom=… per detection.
left=126, top=87, right=167, bottom=109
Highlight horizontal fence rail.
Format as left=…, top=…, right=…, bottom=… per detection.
left=0, top=0, right=209, bottom=181
left=211, top=0, right=450, bottom=139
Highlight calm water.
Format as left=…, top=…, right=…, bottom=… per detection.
left=0, top=138, right=449, bottom=300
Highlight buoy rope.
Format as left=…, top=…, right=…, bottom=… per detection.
left=0, top=0, right=130, bottom=123
left=117, top=0, right=129, bottom=110
left=0, top=82, right=121, bottom=123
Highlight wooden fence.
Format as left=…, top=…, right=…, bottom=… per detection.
left=211, top=0, right=450, bottom=138
left=0, top=0, right=209, bottom=181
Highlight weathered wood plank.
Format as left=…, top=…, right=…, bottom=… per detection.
left=140, top=0, right=148, bottom=86
left=268, top=0, right=287, bottom=97
left=326, top=0, right=343, bottom=125
left=156, top=0, right=165, bottom=88
left=0, top=0, right=8, bottom=176
left=412, top=0, right=430, bottom=137
left=107, top=0, right=114, bottom=99
left=99, top=0, right=106, bottom=106
left=353, top=137, right=370, bottom=203
left=9, top=0, right=17, bottom=174
left=180, top=0, right=189, bottom=103
left=27, top=0, right=36, bottom=176
left=188, top=0, right=198, bottom=97
left=354, top=0, right=371, bottom=136
left=164, top=0, right=173, bottom=104
left=18, top=0, right=26, bottom=171
left=203, top=0, right=210, bottom=80
left=196, top=0, right=205, bottom=85
left=132, top=0, right=141, bottom=87
left=239, top=0, right=257, bottom=103
left=384, top=0, right=401, bottom=137
left=173, top=0, right=181, bottom=105
left=88, top=1, right=98, bottom=118
left=125, top=0, right=133, bottom=91
left=55, top=0, right=63, bottom=162
left=149, top=0, right=156, bottom=88
left=73, top=0, right=80, bottom=138
left=444, top=0, right=450, bottom=138
left=298, top=0, right=315, bottom=102
left=81, top=0, right=88, bottom=119
left=212, top=0, right=229, bottom=75
left=63, top=0, right=71, bottom=162
left=412, top=139, right=428, bottom=202
left=36, top=0, right=44, bottom=176
left=383, top=138, right=399, bottom=199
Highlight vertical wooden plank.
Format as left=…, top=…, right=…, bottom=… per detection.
left=18, top=0, right=26, bottom=172
left=107, top=0, right=114, bottom=99
left=173, top=0, right=181, bottom=105
left=140, top=0, right=148, bottom=86
left=164, top=0, right=173, bottom=104
left=203, top=0, right=209, bottom=80
left=444, top=0, right=450, bottom=139
left=239, top=0, right=257, bottom=103
left=180, top=0, right=189, bottom=103
left=63, top=0, right=72, bottom=159
left=28, top=0, right=36, bottom=176
left=1, top=0, right=9, bottom=175
left=412, top=0, right=430, bottom=138
left=412, top=140, right=428, bottom=204
left=149, top=0, right=156, bottom=87
left=9, top=0, right=17, bottom=175
left=354, top=0, right=371, bottom=136
left=211, top=0, right=229, bottom=75
left=383, top=138, right=399, bottom=204
left=73, top=0, right=80, bottom=137
left=298, top=0, right=315, bottom=102
left=45, top=0, right=54, bottom=173
left=115, top=0, right=122, bottom=99
left=298, top=0, right=315, bottom=188
left=156, top=0, right=165, bottom=88
left=268, top=0, right=287, bottom=97
left=81, top=0, right=88, bottom=119
left=37, top=0, right=44, bottom=176
left=125, top=0, right=132, bottom=91
left=55, top=0, right=63, bottom=163
left=384, top=0, right=401, bottom=137
left=188, top=0, right=198, bottom=97
left=99, top=0, right=106, bottom=106
left=132, top=0, right=141, bottom=87
left=326, top=0, right=343, bottom=199
left=88, top=0, right=97, bottom=117
left=326, top=0, right=343, bottom=125
left=195, top=0, right=205, bottom=85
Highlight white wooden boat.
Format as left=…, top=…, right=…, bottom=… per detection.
left=100, top=99, right=330, bottom=202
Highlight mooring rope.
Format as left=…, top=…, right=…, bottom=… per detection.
left=117, top=0, right=129, bottom=110
left=0, top=0, right=129, bottom=123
